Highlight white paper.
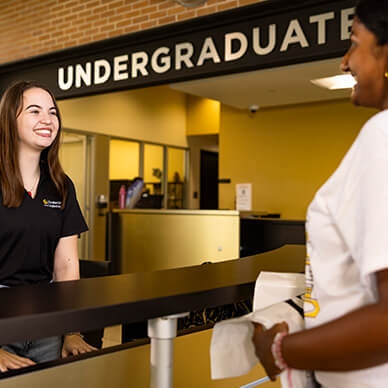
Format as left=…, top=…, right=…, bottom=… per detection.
left=211, top=271, right=307, bottom=386
left=253, top=271, right=305, bottom=310
left=210, top=301, right=306, bottom=386
left=236, top=183, right=252, bottom=211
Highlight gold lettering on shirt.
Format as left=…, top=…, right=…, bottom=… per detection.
left=304, top=249, right=320, bottom=318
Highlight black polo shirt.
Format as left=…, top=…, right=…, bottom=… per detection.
left=0, top=167, right=88, bottom=287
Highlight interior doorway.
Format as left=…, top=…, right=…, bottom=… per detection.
left=59, top=131, right=91, bottom=259
left=200, top=150, right=218, bottom=209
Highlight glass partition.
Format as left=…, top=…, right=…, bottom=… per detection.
left=109, top=139, right=140, bottom=180
left=167, top=147, right=185, bottom=209
left=144, top=144, right=164, bottom=196
left=108, top=139, right=187, bottom=209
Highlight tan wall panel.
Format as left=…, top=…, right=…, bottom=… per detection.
left=1, top=329, right=279, bottom=388
left=58, top=86, right=188, bottom=148
left=219, top=99, right=377, bottom=219
left=117, top=210, right=239, bottom=273
left=186, top=95, right=220, bottom=135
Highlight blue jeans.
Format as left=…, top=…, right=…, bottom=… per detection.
left=1, top=336, right=61, bottom=363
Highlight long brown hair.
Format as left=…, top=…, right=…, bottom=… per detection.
left=0, top=80, right=67, bottom=208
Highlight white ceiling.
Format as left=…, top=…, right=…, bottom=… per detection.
left=170, top=57, right=352, bottom=110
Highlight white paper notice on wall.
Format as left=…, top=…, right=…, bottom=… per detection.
left=236, top=183, right=252, bottom=211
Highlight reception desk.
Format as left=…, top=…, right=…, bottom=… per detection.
left=108, top=209, right=240, bottom=274
left=0, top=245, right=305, bottom=388
left=240, top=217, right=306, bottom=257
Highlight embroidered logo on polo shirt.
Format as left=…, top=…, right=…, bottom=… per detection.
left=43, top=199, right=61, bottom=208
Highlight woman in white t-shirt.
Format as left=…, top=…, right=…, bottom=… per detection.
left=253, top=0, right=388, bottom=387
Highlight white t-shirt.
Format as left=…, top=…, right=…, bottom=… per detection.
left=304, top=109, right=388, bottom=388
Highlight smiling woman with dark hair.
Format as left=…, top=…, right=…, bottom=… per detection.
left=0, top=81, right=96, bottom=372
left=252, top=0, right=388, bottom=386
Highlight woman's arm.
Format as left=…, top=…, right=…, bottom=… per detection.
left=53, top=235, right=79, bottom=281
left=53, top=235, right=97, bottom=356
left=254, top=268, right=388, bottom=378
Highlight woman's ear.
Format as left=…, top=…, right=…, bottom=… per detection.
left=382, top=45, right=388, bottom=78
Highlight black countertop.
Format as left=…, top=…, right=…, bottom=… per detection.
left=0, top=245, right=305, bottom=345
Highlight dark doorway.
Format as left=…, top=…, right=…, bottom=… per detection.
left=200, top=150, right=219, bottom=209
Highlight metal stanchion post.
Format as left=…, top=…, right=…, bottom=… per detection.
left=148, top=312, right=189, bottom=388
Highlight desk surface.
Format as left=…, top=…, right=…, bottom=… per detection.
left=113, top=209, right=239, bottom=216
left=0, top=245, right=305, bottom=344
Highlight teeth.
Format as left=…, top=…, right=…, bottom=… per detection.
left=35, top=129, right=51, bottom=135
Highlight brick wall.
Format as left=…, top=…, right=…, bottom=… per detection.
left=0, top=0, right=262, bottom=65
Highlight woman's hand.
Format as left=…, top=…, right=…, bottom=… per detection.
left=0, top=348, right=36, bottom=372
left=252, top=321, right=289, bottom=381
left=61, top=334, right=97, bottom=358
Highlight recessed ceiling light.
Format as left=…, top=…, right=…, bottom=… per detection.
left=311, top=74, right=356, bottom=90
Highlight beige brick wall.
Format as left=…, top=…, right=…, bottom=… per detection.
left=0, top=0, right=262, bottom=65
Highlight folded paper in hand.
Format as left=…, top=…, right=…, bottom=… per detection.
left=210, top=271, right=311, bottom=388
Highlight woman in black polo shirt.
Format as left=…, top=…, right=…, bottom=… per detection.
left=0, top=80, right=96, bottom=372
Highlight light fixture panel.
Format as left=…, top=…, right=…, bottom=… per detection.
left=311, top=74, right=356, bottom=90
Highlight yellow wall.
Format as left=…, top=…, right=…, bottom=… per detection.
left=58, top=83, right=376, bottom=219
left=219, top=99, right=377, bottom=219
left=186, top=95, right=220, bottom=135
left=58, top=86, right=187, bottom=147
left=109, top=139, right=140, bottom=180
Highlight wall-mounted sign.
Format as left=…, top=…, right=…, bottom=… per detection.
left=0, top=0, right=356, bottom=99
left=236, top=183, right=252, bottom=211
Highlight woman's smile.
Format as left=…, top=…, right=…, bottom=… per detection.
left=34, top=128, right=53, bottom=138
